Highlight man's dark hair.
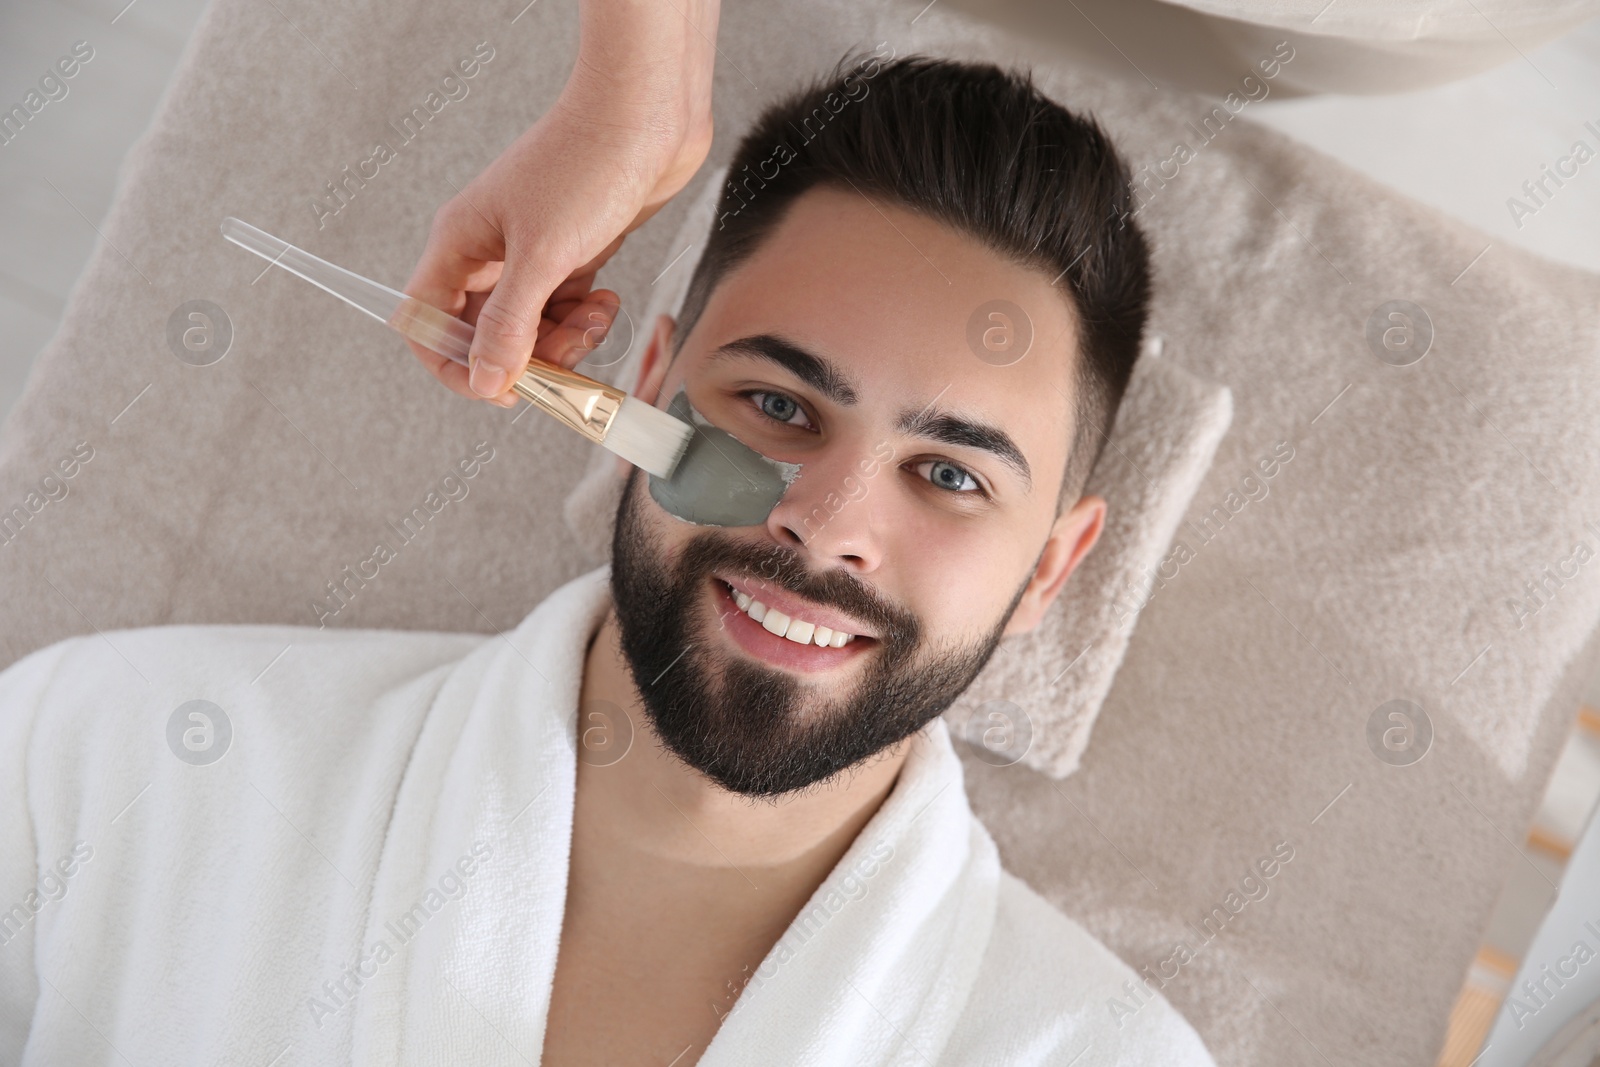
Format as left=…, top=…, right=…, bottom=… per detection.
left=670, top=50, right=1152, bottom=514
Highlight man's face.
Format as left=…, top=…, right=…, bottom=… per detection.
left=609, top=184, right=1095, bottom=799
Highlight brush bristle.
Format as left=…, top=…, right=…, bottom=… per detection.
left=604, top=395, right=694, bottom=478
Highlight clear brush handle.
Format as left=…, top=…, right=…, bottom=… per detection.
left=219, top=216, right=474, bottom=367
left=219, top=215, right=626, bottom=443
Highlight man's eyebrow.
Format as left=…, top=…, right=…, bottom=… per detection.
left=707, top=334, right=859, bottom=405
left=708, top=332, right=1034, bottom=491
left=894, top=406, right=1033, bottom=492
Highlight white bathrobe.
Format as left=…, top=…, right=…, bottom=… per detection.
left=0, top=564, right=1215, bottom=1066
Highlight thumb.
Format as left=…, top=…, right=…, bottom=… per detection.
left=464, top=248, right=560, bottom=398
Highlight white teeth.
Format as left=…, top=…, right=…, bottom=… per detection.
left=724, top=582, right=857, bottom=646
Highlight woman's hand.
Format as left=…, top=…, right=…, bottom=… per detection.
left=402, top=0, right=718, bottom=408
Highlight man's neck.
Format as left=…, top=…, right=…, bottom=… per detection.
left=575, top=609, right=910, bottom=882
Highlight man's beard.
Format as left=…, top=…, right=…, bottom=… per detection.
left=607, top=466, right=1030, bottom=798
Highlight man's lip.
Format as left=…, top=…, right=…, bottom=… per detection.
left=710, top=579, right=874, bottom=673
left=713, top=570, right=878, bottom=641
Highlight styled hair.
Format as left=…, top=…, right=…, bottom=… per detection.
left=671, top=49, right=1152, bottom=512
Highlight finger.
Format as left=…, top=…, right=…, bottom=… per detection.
left=403, top=205, right=509, bottom=400
left=542, top=271, right=602, bottom=326
left=405, top=337, right=518, bottom=408
left=404, top=203, right=507, bottom=316
left=530, top=277, right=612, bottom=345
left=461, top=288, right=492, bottom=328
left=535, top=290, right=622, bottom=370
left=464, top=295, right=609, bottom=407
left=452, top=259, right=506, bottom=319
left=403, top=336, right=482, bottom=402
left=464, top=238, right=570, bottom=399
left=549, top=270, right=600, bottom=307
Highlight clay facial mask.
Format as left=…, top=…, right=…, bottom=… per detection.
left=647, top=386, right=802, bottom=526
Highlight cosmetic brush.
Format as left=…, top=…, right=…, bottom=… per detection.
left=220, top=216, right=693, bottom=479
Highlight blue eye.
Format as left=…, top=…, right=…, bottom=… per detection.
left=745, top=390, right=812, bottom=429
left=916, top=460, right=981, bottom=494
left=742, top=390, right=987, bottom=499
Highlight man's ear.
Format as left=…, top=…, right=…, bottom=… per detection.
left=636, top=312, right=676, bottom=406
left=614, top=313, right=677, bottom=479
left=1002, top=495, right=1106, bottom=637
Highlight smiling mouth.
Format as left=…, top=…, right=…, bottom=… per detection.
left=710, top=577, right=877, bottom=673
left=721, top=578, right=861, bottom=646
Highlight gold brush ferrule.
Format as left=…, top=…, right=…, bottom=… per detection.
left=510, top=359, right=627, bottom=445
left=385, top=296, right=625, bottom=446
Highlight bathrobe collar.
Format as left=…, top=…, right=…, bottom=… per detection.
left=351, top=564, right=1000, bottom=1066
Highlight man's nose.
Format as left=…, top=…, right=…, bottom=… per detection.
left=762, top=442, right=887, bottom=573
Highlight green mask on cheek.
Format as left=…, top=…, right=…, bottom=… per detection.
left=647, top=386, right=802, bottom=526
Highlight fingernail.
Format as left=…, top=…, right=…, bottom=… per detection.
left=470, top=359, right=508, bottom=397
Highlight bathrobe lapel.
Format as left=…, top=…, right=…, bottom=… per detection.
left=351, top=565, right=999, bottom=1066
left=698, top=714, right=1001, bottom=1067
left=350, top=568, right=599, bottom=1066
